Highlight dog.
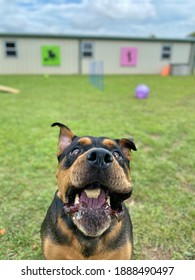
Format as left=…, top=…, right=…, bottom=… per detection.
left=41, top=123, right=137, bottom=259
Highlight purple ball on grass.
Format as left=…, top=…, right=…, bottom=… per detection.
left=135, top=84, right=150, bottom=99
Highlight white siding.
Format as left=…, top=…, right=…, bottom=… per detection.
left=0, top=37, right=79, bottom=74
left=0, top=35, right=192, bottom=75
left=81, top=40, right=191, bottom=74
left=171, top=43, right=191, bottom=63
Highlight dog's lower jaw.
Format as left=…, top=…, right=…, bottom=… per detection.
left=63, top=185, right=128, bottom=237
left=72, top=210, right=112, bottom=237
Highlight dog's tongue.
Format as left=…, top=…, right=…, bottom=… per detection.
left=79, top=189, right=106, bottom=209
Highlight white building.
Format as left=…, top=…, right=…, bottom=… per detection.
left=0, top=33, right=195, bottom=75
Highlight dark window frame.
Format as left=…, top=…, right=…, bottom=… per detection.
left=4, top=41, right=17, bottom=57
left=161, top=44, right=172, bottom=60
left=81, top=42, right=93, bottom=58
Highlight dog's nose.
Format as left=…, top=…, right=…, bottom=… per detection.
left=87, top=148, right=113, bottom=169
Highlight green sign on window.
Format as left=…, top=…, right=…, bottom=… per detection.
left=42, top=46, right=60, bottom=66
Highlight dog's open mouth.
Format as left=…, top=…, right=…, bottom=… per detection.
left=63, top=182, right=132, bottom=237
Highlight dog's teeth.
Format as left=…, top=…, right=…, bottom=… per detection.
left=75, top=194, right=79, bottom=204
left=107, top=196, right=110, bottom=205
left=84, top=188, right=101, bottom=199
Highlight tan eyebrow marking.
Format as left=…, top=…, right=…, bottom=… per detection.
left=78, top=137, right=92, bottom=146
left=102, top=139, right=115, bottom=148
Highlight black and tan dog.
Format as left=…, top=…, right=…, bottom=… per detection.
left=41, top=123, right=137, bottom=260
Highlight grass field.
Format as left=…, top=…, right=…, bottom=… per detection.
left=0, top=74, right=194, bottom=260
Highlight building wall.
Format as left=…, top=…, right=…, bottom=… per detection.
left=81, top=40, right=191, bottom=74
left=0, top=37, right=79, bottom=74
left=171, top=42, right=191, bottom=63
left=0, top=35, right=192, bottom=75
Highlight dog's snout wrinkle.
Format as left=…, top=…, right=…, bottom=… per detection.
left=87, top=148, right=113, bottom=169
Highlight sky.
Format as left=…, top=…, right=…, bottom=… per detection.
left=0, top=0, right=195, bottom=38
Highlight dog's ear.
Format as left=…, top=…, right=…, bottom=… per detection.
left=116, top=138, right=137, bottom=161
left=51, top=122, right=75, bottom=154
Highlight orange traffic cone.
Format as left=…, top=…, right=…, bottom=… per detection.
left=161, top=65, right=171, bottom=76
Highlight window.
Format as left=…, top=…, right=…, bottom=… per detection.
left=5, top=41, right=17, bottom=57
left=161, top=45, right=172, bottom=59
left=81, top=42, right=93, bottom=58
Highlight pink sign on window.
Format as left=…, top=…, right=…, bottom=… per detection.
left=121, top=48, right=138, bottom=66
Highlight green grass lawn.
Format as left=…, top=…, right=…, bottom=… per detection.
left=0, top=74, right=194, bottom=260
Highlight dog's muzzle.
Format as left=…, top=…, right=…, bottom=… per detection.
left=62, top=148, right=132, bottom=237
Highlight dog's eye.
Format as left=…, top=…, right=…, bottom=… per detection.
left=113, top=151, right=122, bottom=160
left=70, top=148, right=81, bottom=157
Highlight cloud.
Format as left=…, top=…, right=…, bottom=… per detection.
left=0, top=0, right=194, bottom=37
left=0, top=0, right=156, bottom=33
left=90, top=0, right=156, bottom=20
left=150, top=0, right=195, bottom=37
left=67, top=0, right=156, bottom=33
